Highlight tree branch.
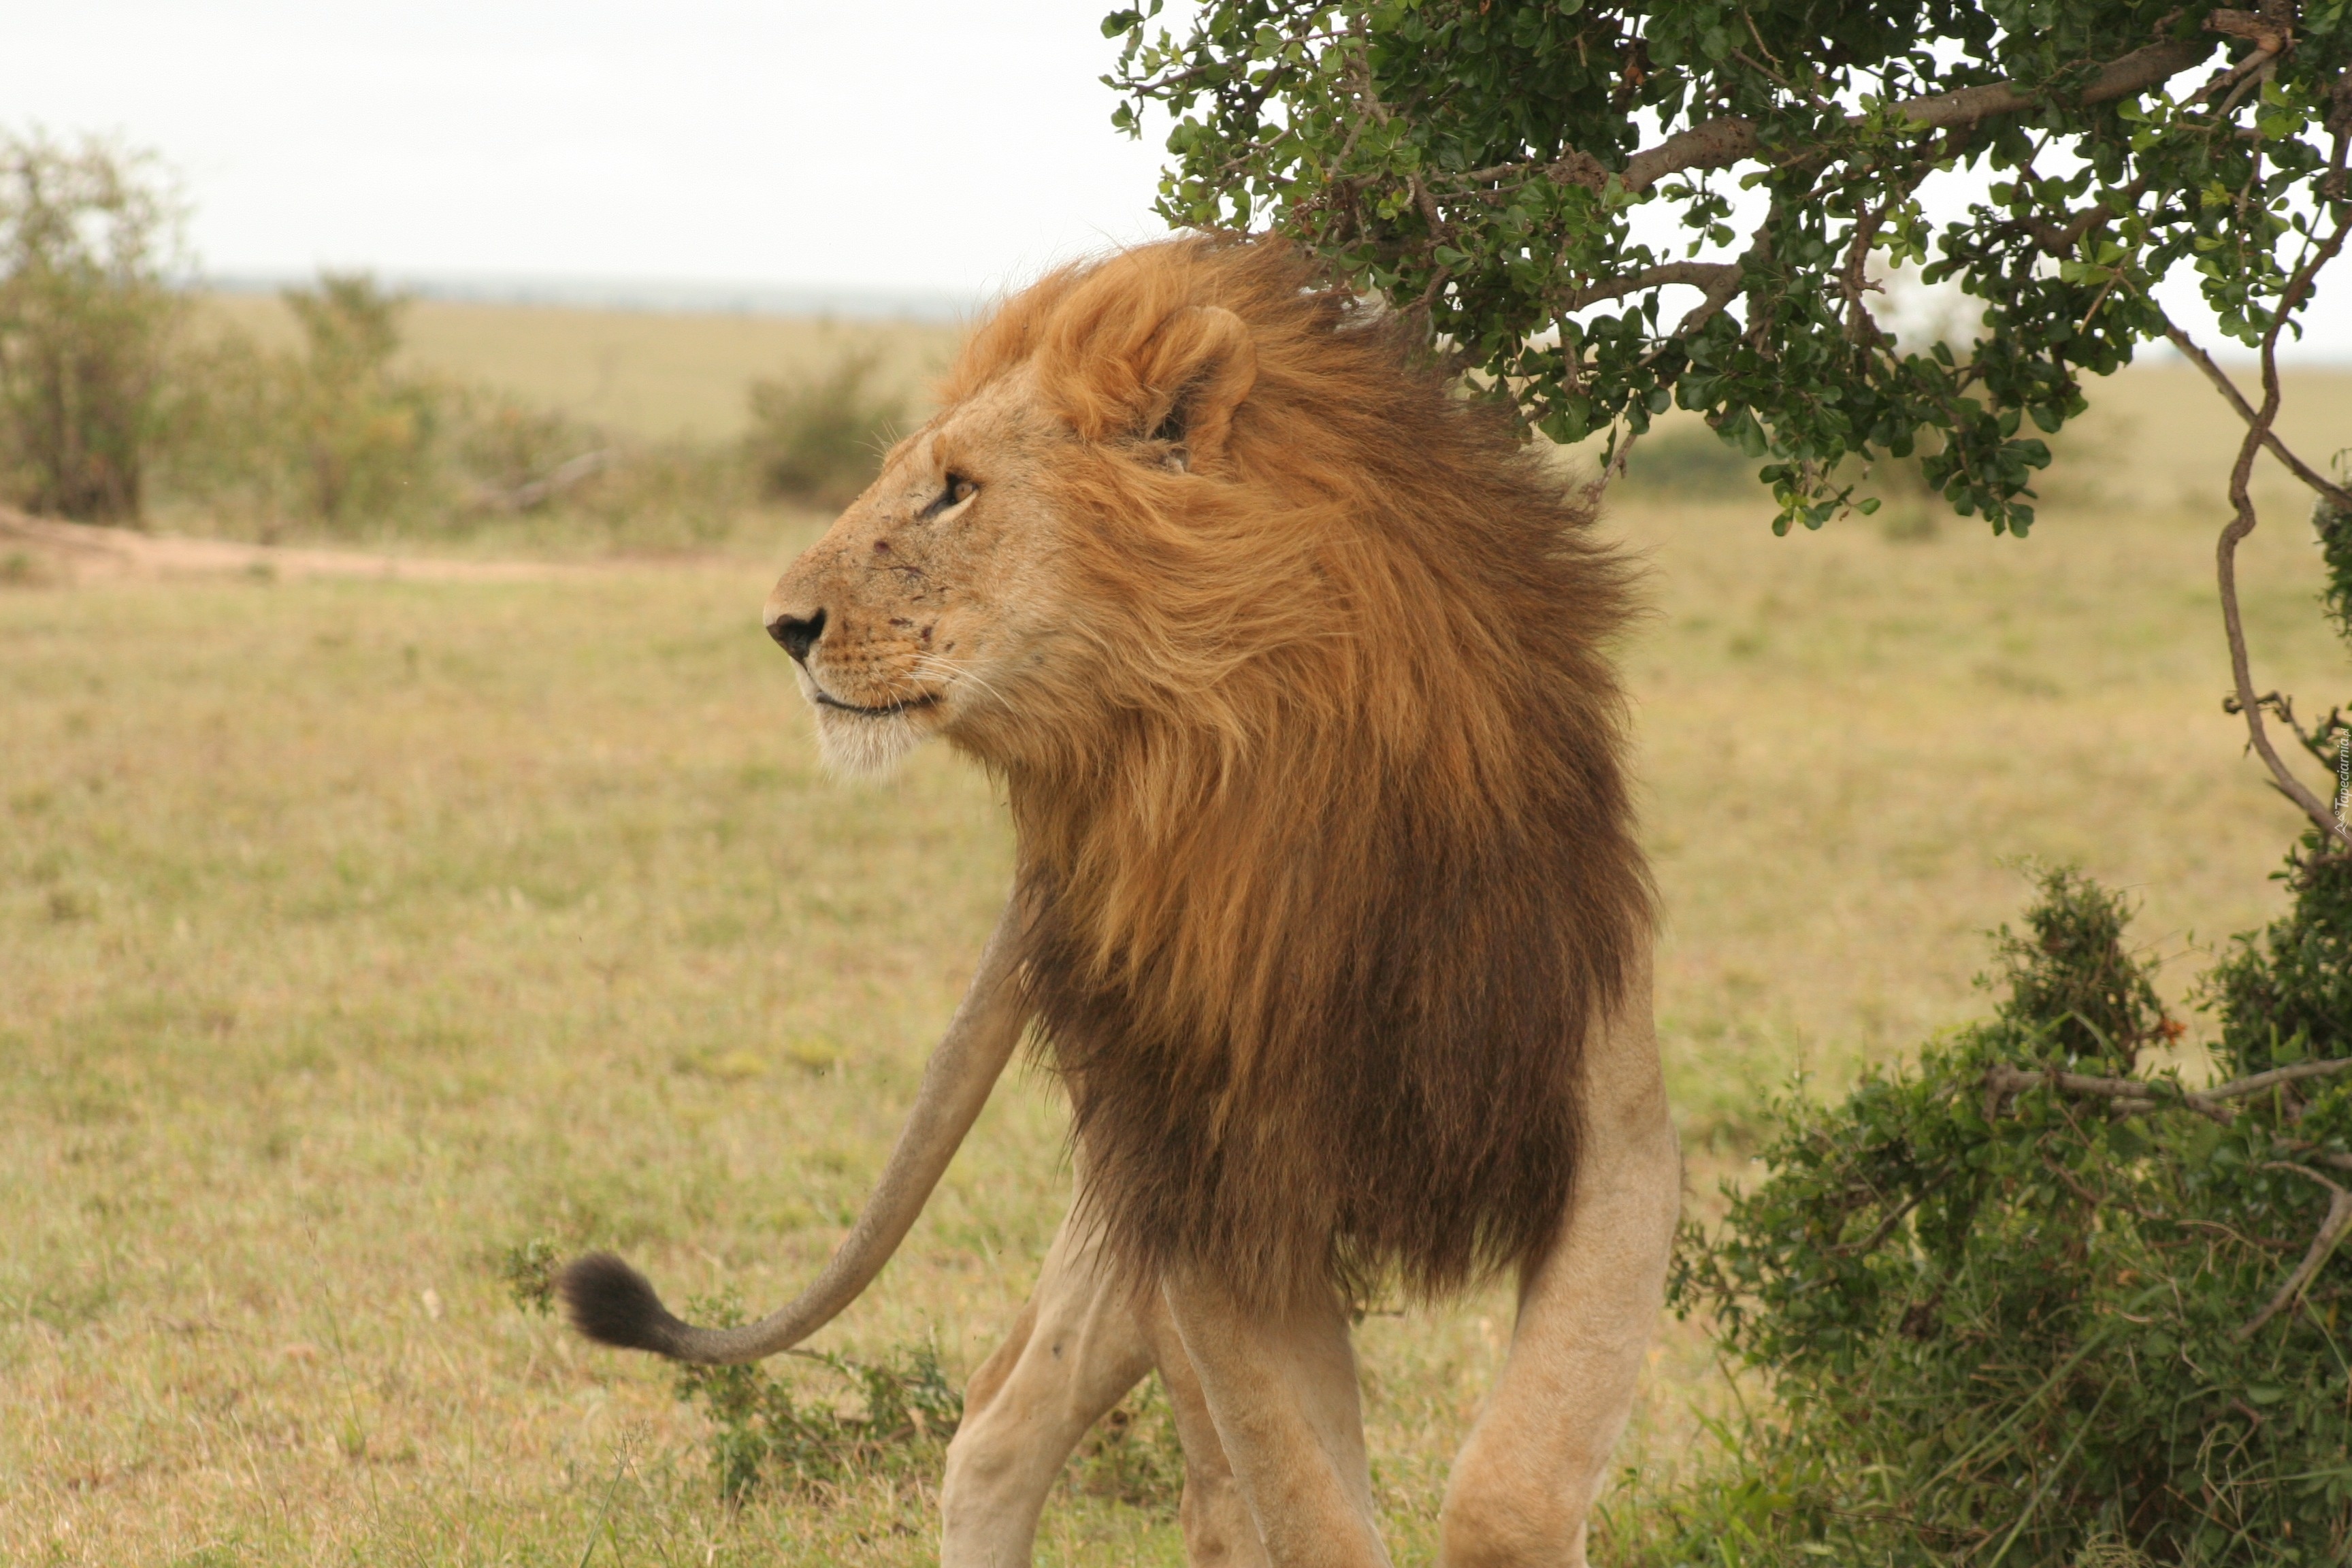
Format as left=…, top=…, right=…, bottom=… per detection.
left=1984, top=1065, right=2236, bottom=1126
left=1893, top=40, right=2214, bottom=135
left=1984, top=1059, right=2352, bottom=1132
left=1621, top=116, right=1761, bottom=193
left=1673, top=245, right=1757, bottom=338
left=2236, top=1171, right=2352, bottom=1340
left=2217, top=211, right=2352, bottom=848
left=1616, top=39, right=2212, bottom=193
left=2205, top=1058, right=2352, bottom=1103
left=1559, top=262, right=1741, bottom=312
left=2155, top=310, right=2352, bottom=511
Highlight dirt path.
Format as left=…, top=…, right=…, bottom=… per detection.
left=0, top=508, right=612, bottom=587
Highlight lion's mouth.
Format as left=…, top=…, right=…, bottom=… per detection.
left=811, top=687, right=943, bottom=719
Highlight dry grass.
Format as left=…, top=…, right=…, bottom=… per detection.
left=196, top=295, right=960, bottom=441
left=3, top=326, right=2347, bottom=1564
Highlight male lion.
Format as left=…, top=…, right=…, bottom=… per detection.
left=559, top=237, right=1678, bottom=1567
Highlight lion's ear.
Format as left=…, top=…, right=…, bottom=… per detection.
left=1134, top=305, right=1257, bottom=473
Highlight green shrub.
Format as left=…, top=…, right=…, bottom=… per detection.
left=2206, top=832, right=2352, bottom=1077
left=666, top=1294, right=962, bottom=1501
left=2319, top=485, right=2352, bottom=649
left=659, top=1296, right=1181, bottom=1512
left=1670, top=864, right=2352, bottom=1566
left=744, top=350, right=905, bottom=510
left=1983, top=865, right=2170, bottom=1069
left=0, top=132, right=183, bottom=523
left=495, top=1237, right=559, bottom=1316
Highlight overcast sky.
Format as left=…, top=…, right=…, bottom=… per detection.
left=5, top=2, right=2349, bottom=356
left=2, top=0, right=1175, bottom=306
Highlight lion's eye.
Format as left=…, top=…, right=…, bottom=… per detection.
left=931, top=474, right=977, bottom=514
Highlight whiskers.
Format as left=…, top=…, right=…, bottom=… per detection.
left=911, top=653, right=1011, bottom=716
left=800, top=651, right=1015, bottom=781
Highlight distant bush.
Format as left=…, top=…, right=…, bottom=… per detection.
left=154, top=276, right=765, bottom=547
left=0, top=131, right=889, bottom=546
left=745, top=350, right=906, bottom=509
left=0, top=131, right=184, bottom=524
left=278, top=274, right=444, bottom=527
left=1616, top=423, right=1759, bottom=500
left=155, top=274, right=446, bottom=536
left=1615, top=406, right=2121, bottom=540
left=453, top=389, right=606, bottom=513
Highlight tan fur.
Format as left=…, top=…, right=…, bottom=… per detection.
left=936, top=969, right=1675, bottom=1567
left=768, top=236, right=1650, bottom=1314
left=763, top=235, right=1675, bottom=1563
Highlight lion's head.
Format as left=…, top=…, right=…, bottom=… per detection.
left=765, top=237, right=1649, bottom=1310
left=762, top=248, right=1265, bottom=781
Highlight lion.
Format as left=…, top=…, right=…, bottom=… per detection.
left=558, top=236, right=1679, bottom=1567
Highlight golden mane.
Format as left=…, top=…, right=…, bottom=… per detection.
left=948, top=237, right=1651, bottom=1311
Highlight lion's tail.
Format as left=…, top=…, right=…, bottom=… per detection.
left=555, top=898, right=1030, bottom=1366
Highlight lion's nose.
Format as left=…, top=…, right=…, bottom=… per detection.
left=767, top=608, right=826, bottom=664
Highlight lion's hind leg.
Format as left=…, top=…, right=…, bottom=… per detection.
left=1132, top=1286, right=1273, bottom=1567
left=941, top=1209, right=1154, bottom=1567
left=1435, top=986, right=1680, bottom=1567
left=1160, top=1266, right=1390, bottom=1567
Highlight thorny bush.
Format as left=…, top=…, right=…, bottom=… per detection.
left=1672, top=849, right=2352, bottom=1564
left=1653, top=495, right=2351, bottom=1565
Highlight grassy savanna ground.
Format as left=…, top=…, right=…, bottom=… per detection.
left=198, top=294, right=962, bottom=441
left=4, top=310, right=2349, bottom=1565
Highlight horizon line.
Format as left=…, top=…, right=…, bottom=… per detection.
left=186, top=268, right=2352, bottom=365
left=197, top=267, right=980, bottom=324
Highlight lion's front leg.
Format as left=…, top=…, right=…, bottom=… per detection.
left=941, top=1206, right=1153, bottom=1567
left=1436, top=964, right=1680, bottom=1568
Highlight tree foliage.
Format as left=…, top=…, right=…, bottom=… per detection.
left=1108, top=1, right=2347, bottom=536
left=1100, top=10, right=2352, bottom=1562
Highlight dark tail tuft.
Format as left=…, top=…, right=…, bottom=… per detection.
left=557, top=1252, right=687, bottom=1356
